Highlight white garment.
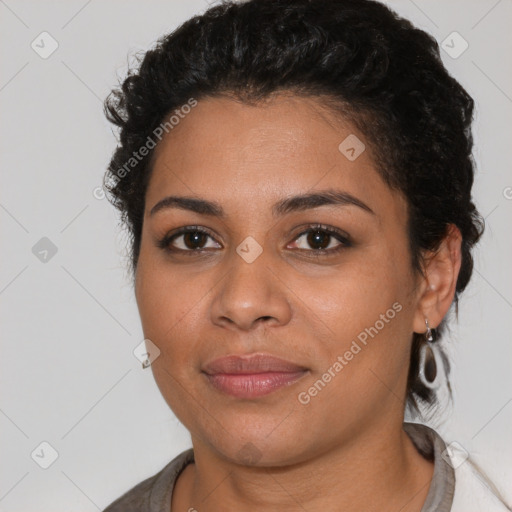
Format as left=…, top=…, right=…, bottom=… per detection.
left=403, top=422, right=511, bottom=512
left=450, top=449, right=511, bottom=511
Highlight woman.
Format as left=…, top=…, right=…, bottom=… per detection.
left=102, top=0, right=510, bottom=510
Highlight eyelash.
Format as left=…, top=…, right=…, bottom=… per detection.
left=157, top=224, right=352, bottom=258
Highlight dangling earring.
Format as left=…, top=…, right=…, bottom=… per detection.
left=418, top=318, right=440, bottom=390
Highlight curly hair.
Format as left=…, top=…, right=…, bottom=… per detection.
left=103, top=0, right=484, bottom=416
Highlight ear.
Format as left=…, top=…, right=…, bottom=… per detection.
left=412, top=224, right=463, bottom=333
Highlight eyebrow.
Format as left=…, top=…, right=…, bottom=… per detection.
left=149, top=189, right=375, bottom=218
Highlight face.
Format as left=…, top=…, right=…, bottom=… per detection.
left=135, top=93, right=423, bottom=466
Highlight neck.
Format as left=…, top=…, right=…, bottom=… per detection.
left=173, top=419, right=434, bottom=512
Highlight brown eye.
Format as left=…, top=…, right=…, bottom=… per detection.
left=158, top=226, right=221, bottom=254
left=181, top=231, right=209, bottom=250
left=291, top=226, right=351, bottom=253
left=306, top=230, right=331, bottom=250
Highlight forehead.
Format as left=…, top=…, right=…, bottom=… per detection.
left=146, top=93, right=405, bottom=220
left=151, top=93, right=358, bottom=169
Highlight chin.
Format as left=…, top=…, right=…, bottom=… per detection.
left=191, top=412, right=317, bottom=468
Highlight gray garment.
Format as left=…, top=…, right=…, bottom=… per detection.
left=102, top=422, right=454, bottom=512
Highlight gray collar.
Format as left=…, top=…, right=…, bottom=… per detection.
left=403, top=422, right=455, bottom=512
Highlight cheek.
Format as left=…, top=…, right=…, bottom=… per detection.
left=294, top=284, right=412, bottom=433
left=134, top=252, right=204, bottom=371
left=135, top=258, right=210, bottom=419
left=136, top=245, right=198, bottom=331
left=301, top=240, right=415, bottom=381
left=305, top=253, right=404, bottom=334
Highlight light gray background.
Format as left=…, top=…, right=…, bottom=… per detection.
left=1, top=0, right=511, bottom=510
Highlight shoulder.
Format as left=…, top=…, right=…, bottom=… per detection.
left=102, top=448, right=194, bottom=512
left=449, top=449, right=511, bottom=512
left=403, top=422, right=511, bottom=512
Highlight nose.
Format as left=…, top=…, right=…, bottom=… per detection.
left=210, top=248, right=292, bottom=332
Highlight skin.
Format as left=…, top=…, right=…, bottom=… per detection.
left=134, top=92, right=462, bottom=512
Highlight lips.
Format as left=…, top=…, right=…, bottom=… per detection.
left=202, top=354, right=308, bottom=398
left=203, top=354, right=307, bottom=374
